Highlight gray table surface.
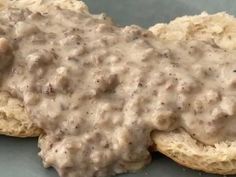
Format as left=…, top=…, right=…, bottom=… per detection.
left=1, top=0, right=236, bottom=177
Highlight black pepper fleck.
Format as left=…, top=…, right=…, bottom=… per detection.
left=138, top=83, right=143, bottom=87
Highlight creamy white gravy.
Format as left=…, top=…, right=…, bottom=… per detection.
left=1, top=7, right=236, bottom=177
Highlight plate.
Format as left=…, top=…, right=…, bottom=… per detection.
left=1, top=0, right=236, bottom=177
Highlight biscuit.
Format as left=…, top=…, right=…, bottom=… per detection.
left=151, top=129, right=236, bottom=174
left=6, top=0, right=88, bottom=12
left=150, top=12, right=236, bottom=174
left=0, top=0, right=87, bottom=137
left=0, top=92, right=41, bottom=137
left=149, top=12, right=236, bottom=49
